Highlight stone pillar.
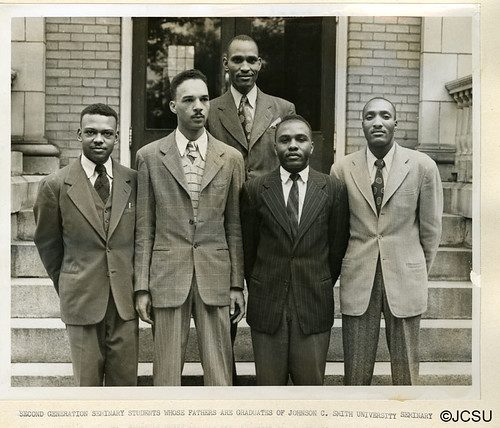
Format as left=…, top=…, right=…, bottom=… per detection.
left=445, top=75, right=473, bottom=219
left=11, top=18, right=59, bottom=174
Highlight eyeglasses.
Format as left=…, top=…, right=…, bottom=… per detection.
left=82, top=129, right=116, bottom=139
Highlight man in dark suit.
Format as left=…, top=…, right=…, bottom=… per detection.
left=207, top=34, right=296, bottom=180
left=241, top=115, right=349, bottom=385
left=134, top=69, right=245, bottom=386
left=33, top=103, right=138, bottom=386
left=331, top=97, right=443, bottom=385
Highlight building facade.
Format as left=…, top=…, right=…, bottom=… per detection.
left=10, top=16, right=474, bottom=386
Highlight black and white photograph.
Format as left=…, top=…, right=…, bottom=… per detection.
left=1, top=0, right=499, bottom=426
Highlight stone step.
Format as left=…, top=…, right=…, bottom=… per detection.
left=429, top=247, right=472, bottom=281
left=14, top=209, right=36, bottom=241
left=11, top=278, right=472, bottom=320
left=11, top=175, right=44, bottom=214
left=441, top=213, right=466, bottom=246
left=11, top=318, right=472, bottom=364
left=11, top=151, right=23, bottom=176
left=11, top=241, right=46, bottom=278
left=10, top=361, right=472, bottom=387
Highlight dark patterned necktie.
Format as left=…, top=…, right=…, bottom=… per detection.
left=238, top=95, right=253, bottom=143
left=372, top=159, right=385, bottom=215
left=186, top=140, right=199, bottom=164
left=94, top=164, right=110, bottom=203
left=286, top=173, right=300, bottom=239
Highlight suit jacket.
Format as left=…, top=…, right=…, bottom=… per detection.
left=134, top=131, right=245, bottom=308
left=207, top=88, right=295, bottom=180
left=331, top=143, right=443, bottom=318
left=241, top=168, right=350, bottom=335
left=33, top=159, right=137, bottom=325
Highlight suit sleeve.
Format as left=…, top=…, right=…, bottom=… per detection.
left=33, top=178, right=63, bottom=294
left=329, top=178, right=350, bottom=284
left=419, top=160, right=443, bottom=272
left=224, top=152, right=245, bottom=290
left=240, top=181, right=261, bottom=282
left=134, top=151, right=156, bottom=293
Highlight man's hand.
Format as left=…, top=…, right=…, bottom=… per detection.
left=135, top=290, right=154, bottom=325
left=230, top=288, right=245, bottom=324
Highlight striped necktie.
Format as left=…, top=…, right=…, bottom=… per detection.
left=186, top=140, right=199, bottom=164
left=286, top=173, right=300, bottom=239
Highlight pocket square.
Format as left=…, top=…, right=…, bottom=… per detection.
left=269, top=117, right=282, bottom=129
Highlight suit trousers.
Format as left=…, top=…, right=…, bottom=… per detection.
left=251, top=289, right=331, bottom=386
left=342, top=259, right=421, bottom=385
left=66, top=291, right=139, bottom=386
left=152, top=276, right=232, bottom=386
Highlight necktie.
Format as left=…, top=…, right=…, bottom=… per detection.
left=372, top=159, right=385, bottom=215
left=286, top=173, right=300, bottom=240
left=238, top=95, right=253, bottom=143
left=186, top=140, right=199, bottom=164
left=94, top=164, right=110, bottom=203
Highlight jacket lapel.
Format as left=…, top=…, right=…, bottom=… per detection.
left=107, top=160, right=132, bottom=239
left=261, top=170, right=293, bottom=240
left=160, top=133, right=190, bottom=196
left=294, top=170, right=328, bottom=247
left=249, top=89, right=273, bottom=150
left=200, top=134, right=224, bottom=192
left=217, top=91, right=247, bottom=150
left=66, top=160, right=106, bottom=241
left=382, top=143, right=410, bottom=208
left=350, top=149, right=378, bottom=216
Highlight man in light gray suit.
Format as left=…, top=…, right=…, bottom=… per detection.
left=331, top=97, right=443, bottom=385
left=134, top=69, right=245, bottom=386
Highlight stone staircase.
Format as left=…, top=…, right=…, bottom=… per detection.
left=10, top=153, right=473, bottom=386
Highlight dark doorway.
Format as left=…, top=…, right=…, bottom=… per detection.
left=131, top=17, right=336, bottom=173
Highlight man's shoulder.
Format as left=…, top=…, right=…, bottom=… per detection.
left=258, top=89, right=294, bottom=109
left=113, top=160, right=137, bottom=179
left=331, top=149, right=363, bottom=171
left=310, top=168, right=344, bottom=190
left=398, top=144, right=438, bottom=170
left=136, top=133, right=173, bottom=158
left=209, top=133, right=243, bottom=161
left=209, top=90, right=231, bottom=109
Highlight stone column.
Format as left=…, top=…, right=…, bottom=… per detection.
left=11, top=18, right=59, bottom=174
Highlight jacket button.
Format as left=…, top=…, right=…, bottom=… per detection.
left=193, top=243, right=199, bottom=249
left=189, top=219, right=195, bottom=225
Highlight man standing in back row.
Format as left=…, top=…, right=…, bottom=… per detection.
left=331, top=97, right=443, bottom=385
left=208, top=34, right=296, bottom=180
left=207, top=34, right=296, bottom=383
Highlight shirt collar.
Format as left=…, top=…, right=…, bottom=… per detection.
left=80, top=153, right=113, bottom=179
left=366, top=142, right=396, bottom=173
left=230, top=84, right=258, bottom=110
left=280, top=165, right=310, bottom=184
left=175, top=128, right=208, bottom=160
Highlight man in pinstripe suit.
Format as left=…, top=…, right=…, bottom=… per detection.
left=241, top=115, right=350, bottom=385
left=134, top=69, right=246, bottom=386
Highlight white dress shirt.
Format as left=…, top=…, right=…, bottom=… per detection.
left=230, top=84, right=258, bottom=120
left=280, top=166, right=309, bottom=223
left=366, top=143, right=396, bottom=183
left=81, top=153, right=113, bottom=192
left=175, top=128, right=208, bottom=160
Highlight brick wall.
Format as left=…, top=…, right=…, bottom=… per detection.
left=45, top=17, right=121, bottom=166
left=346, top=16, right=421, bottom=154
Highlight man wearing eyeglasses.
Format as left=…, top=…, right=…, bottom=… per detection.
left=33, top=103, right=139, bottom=386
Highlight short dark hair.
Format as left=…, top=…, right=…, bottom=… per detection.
left=170, top=69, right=208, bottom=100
left=226, top=34, right=259, bottom=56
left=275, top=114, right=313, bottom=138
left=80, top=103, right=118, bottom=126
left=363, top=97, right=397, bottom=119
